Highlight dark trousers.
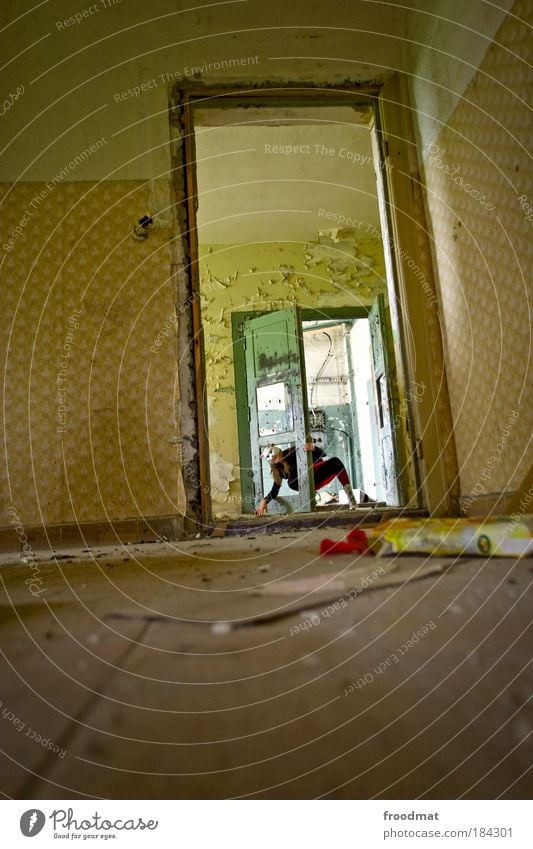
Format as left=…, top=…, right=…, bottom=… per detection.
left=313, top=457, right=350, bottom=490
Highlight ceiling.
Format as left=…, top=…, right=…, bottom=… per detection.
left=194, top=105, right=382, bottom=244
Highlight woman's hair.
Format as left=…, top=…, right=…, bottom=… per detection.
left=271, top=463, right=283, bottom=487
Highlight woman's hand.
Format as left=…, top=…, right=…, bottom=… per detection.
left=255, top=499, right=268, bottom=516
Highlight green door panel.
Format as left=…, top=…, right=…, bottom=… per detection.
left=244, top=307, right=315, bottom=514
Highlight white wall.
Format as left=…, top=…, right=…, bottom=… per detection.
left=404, top=0, right=515, bottom=154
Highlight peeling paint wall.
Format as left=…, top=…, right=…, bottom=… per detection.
left=200, top=231, right=386, bottom=516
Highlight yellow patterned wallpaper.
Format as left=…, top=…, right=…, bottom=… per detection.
left=422, top=0, right=533, bottom=501
left=1, top=181, right=182, bottom=528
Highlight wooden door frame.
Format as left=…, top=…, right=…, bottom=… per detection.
left=170, top=77, right=458, bottom=529
left=374, top=75, right=459, bottom=515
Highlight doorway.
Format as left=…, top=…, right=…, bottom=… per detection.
left=235, top=298, right=402, bottom=516
left=303, top=317, right=382, bottom=505
left=171, top=83, right=442, bottom=525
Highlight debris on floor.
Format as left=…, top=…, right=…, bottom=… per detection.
left=319, top=516, right=533, bottom=558
left=366, top=515, right=533, bottom=557
left=1, top=529, right=531, bottom=800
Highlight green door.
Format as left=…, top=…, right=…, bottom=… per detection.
left=244, top=307, right=315, bottom=514
left=369, top=294, right=403, bottom=505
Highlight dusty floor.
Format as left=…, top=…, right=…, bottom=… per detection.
left=0, top=527, right=532, bottom=800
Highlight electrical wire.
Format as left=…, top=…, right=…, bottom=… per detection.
left=309, top=331, right=333, bottom=412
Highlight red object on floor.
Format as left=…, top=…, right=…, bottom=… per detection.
left=319, top=528, right=370, bottom=556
